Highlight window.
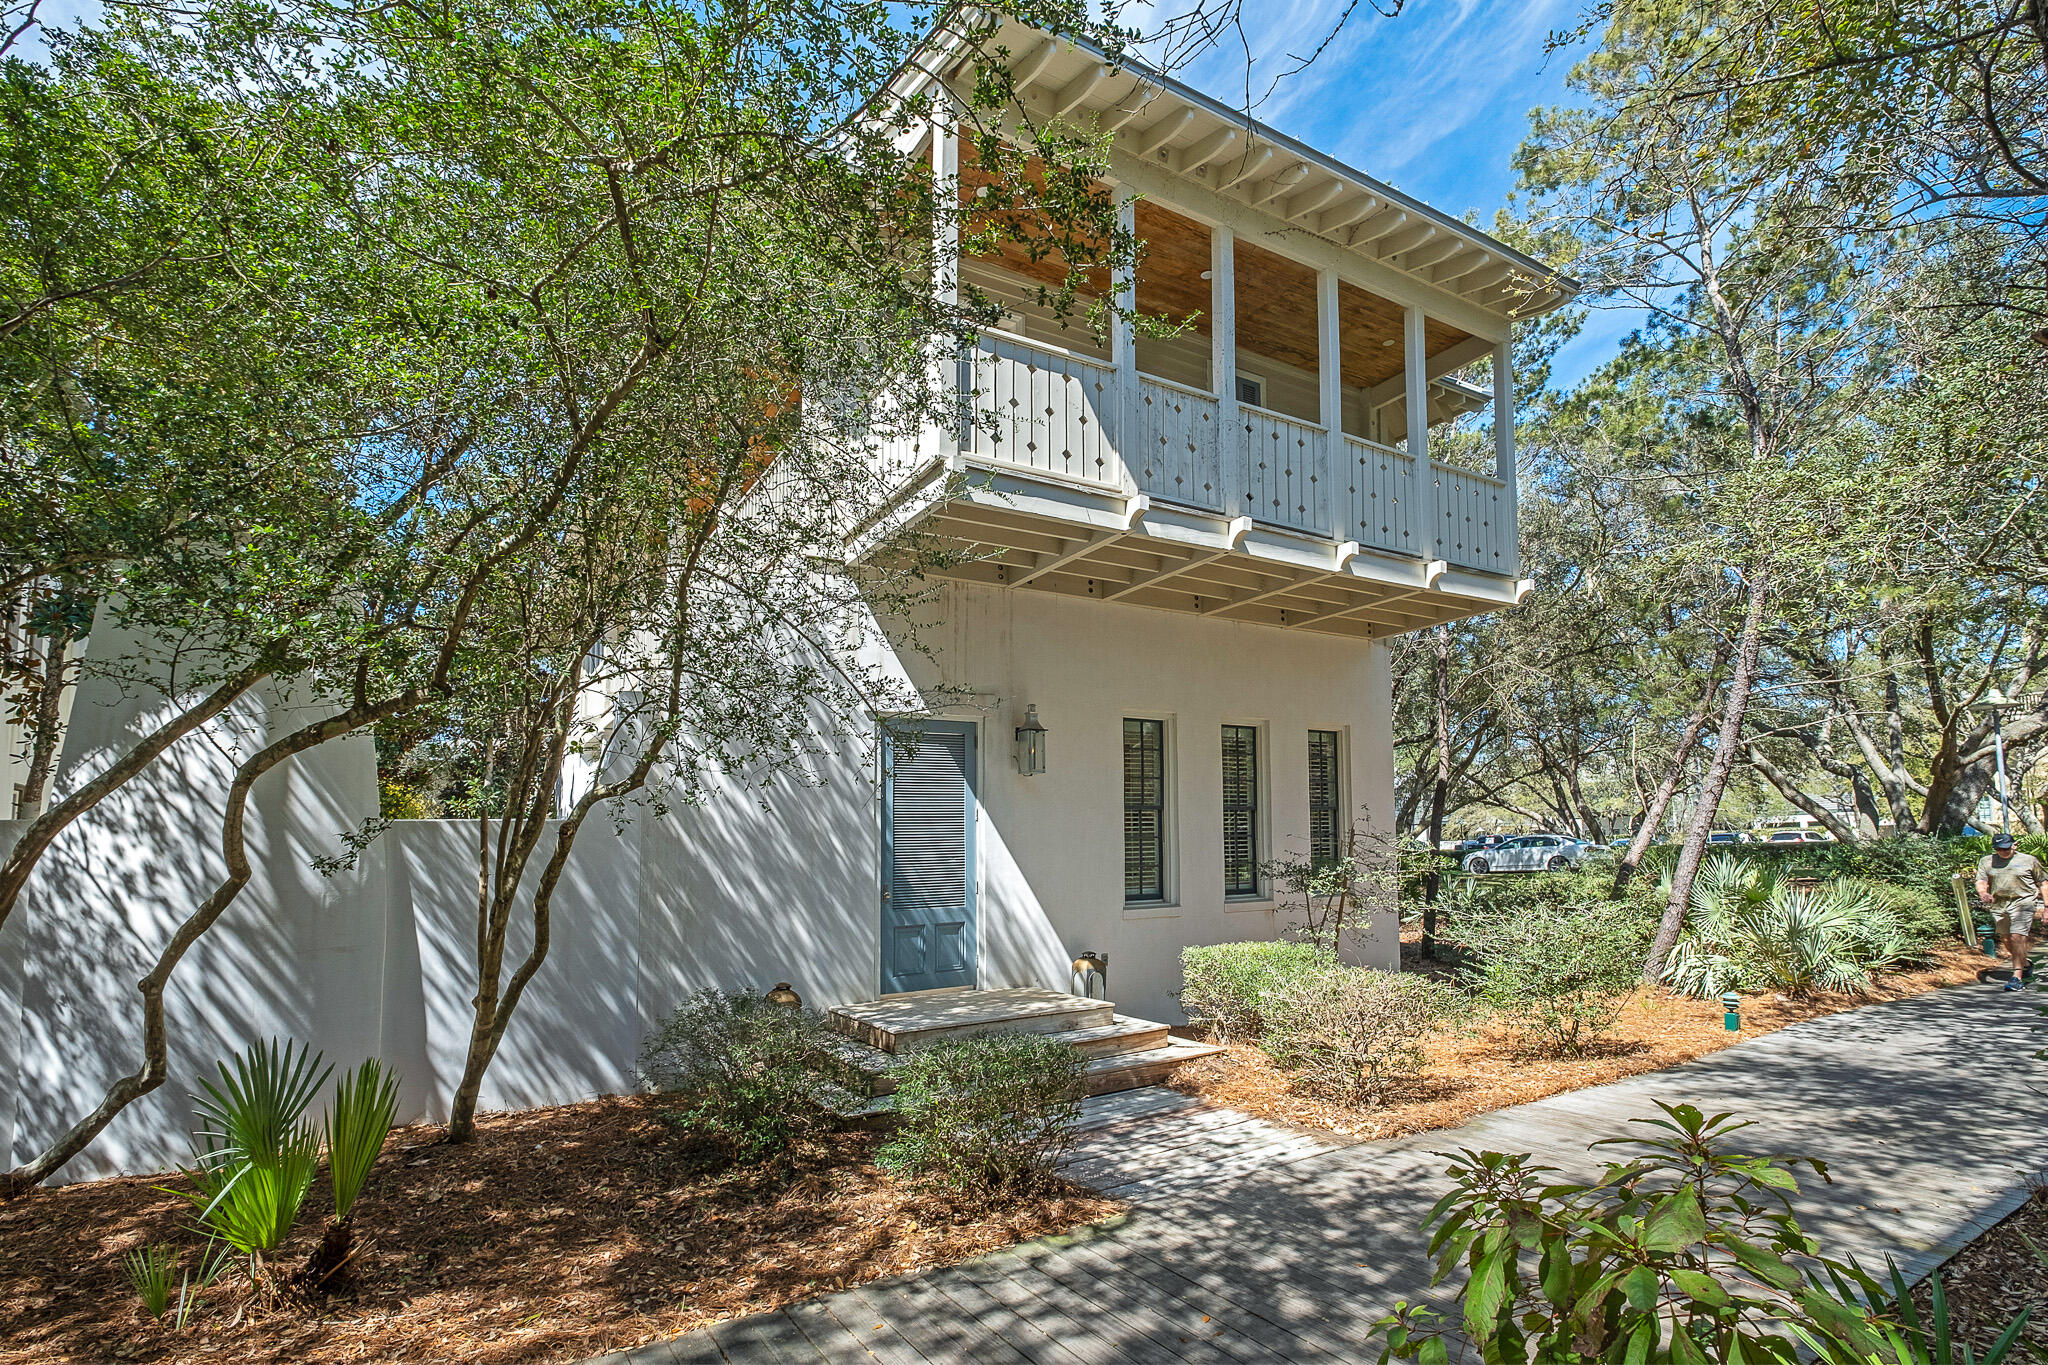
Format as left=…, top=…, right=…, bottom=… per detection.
left=1222, top=725, right=1260, bottom=896
left=1235, top=373, right=1265, bottom=407
left=1308, top=730, right=1341, bottom=865
left=1123, top=719, right=1167, bottom=902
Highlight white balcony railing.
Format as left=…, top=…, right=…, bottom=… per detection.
left=953, top=332, right=1516, bottom=575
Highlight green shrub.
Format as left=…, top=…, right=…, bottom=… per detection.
left=1178, top=940, right=1331, bottom=1041
left=638, top=989, right=830, bottom=1161
left=378, top=779, right=428, bottom=820
left=325, top=1058, right=399, bottom=1221
left=170, top=1039, right=329, bottom=1263
left=125, top=1243, right=178, bottom=1319
left=1636, top=833, right=1996, bottom=903
left=1454, top=899, right=1649, bottom=1055
left=1261, top=966, right=1463, bottom=1106
left=878, top=1032, right=1083, bottom=1195
left=1845, top=877, right=1959, bottom=952
left=1370, top=1101, right=2033, bottom=1365
left=1662, top=857, right=1913, bottom=997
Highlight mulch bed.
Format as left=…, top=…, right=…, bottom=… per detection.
left=1913, top=1186, right=2048, bottom=1350
left=0, top=1096, right=1120, bottom=1364
left=1169, top=943, right=1994, bottom=1142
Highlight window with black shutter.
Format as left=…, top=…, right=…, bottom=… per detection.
left=1222, top=725, right=1260, bottom=896
left=1123, top=719, right=1166, bottom=902
left=1309, top=730, right=1341, bottom=865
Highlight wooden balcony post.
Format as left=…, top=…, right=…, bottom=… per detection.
left=1110, top=184, right=1138, bottom=477
left=1316, top=270, right=1342, bottom=434
left=1494, top=336, right=1518, bottom=570
left=931, top=105, right=961, bottom=457
left=1211, top=226, right=1236, bottom=506
left=1211, top=226, right=1235, bottom=410
left=1404, top=304, right=1438, bottom=559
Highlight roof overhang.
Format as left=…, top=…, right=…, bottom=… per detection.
left=888, top=9, right=1580, bottom=326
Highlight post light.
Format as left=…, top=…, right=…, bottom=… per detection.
left=1969, top=688, right=2024, bottom=835
left=1721, top=992, right=1741, bottom=1032
left=1014, top=704, right=1048, bottom=777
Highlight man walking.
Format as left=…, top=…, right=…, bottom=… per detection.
left=1977, top=832, right=2045, bottom=990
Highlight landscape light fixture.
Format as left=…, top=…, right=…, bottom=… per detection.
left=1969, top=688, right=2023, bottom=834
left=1014, top=704, right=1047, bottom=777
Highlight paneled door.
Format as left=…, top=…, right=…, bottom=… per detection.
left=881, top=721, right=978, bottom=994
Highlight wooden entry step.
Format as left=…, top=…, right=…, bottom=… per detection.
left=828, top=986, right=1115, bottom=1053
left=816, top=987, right=1222, bottom=1122
left=821, top=1014, right=1174, bottom=1098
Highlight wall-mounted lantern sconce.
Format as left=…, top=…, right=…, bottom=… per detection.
left=1015, top=704, right=1047, bottom=777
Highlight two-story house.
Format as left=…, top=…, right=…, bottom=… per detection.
left=609, top=18, right=1571, bottom=1084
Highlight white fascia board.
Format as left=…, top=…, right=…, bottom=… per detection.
left=1106, top=149, right=1510, bottom=342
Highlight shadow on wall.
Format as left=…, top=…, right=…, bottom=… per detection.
left=11, top=662, right=386, bottom=1181
left=0, top=675, right=915, bottom=1179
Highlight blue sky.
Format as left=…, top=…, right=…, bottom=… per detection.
left=1144, top=0, right=1635, bottom=387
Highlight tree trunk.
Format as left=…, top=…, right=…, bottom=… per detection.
left=1644, top=566, right=1771, bottom=984
left=13, top=632, right=72, bottom=817
left=0, top=662, right=270, bottom=937
left=1422, top=625, right=1450, bottom=958
left=1613, top=643, right=1729, bottom=896
left=1744, top=742, right=1857, bottom=841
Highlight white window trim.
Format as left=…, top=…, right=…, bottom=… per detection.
left=1122, top=713, right=1180, bottom=917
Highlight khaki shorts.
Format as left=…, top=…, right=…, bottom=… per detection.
left=1996, top=899, right=2041, bottom=937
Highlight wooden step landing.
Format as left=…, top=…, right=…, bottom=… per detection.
left=812, top=1038, right=1225, bottom=1124
left=822, top=1015, right=1176, bottom=1098
left=829, top=986, right=1114, bottom=1053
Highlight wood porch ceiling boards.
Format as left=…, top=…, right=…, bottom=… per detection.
left=969, top=196, right=1480, bottom=392
left=917, top=501, right=1509, bottom=637
left=938, top=21, right=1579, bottom=320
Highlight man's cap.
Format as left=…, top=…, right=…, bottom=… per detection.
left=1994, top=832, right=2017, bottom=850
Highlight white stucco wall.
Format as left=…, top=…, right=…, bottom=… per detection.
left=2, top=581, right=1395, bottom=1181
left=894, top=580, right=1397, bottom=1019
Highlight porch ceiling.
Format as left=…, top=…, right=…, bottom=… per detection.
left=864, top=462, right=1530, bottom=640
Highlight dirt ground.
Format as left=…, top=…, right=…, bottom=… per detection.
left=0, top=1097, right=1119, bottom=1365
left=1169, top=941, right=1994, bottom=1141
left=1912, top=1186, right=2048, bottom=1350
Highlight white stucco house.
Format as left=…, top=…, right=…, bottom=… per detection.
left=0, top=18, right=1570, bottom=1178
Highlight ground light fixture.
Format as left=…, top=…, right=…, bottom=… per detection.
left=1015, top=704, right=1047, bottom=776
left=1721, top=992, right=1741, bottom=1032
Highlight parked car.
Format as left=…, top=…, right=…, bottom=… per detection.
left=1453, top=834, right=1506, bottom=855
left=1462, top=834, right=1592, bottom=874
left=1706, top=831, right=1749, bottom=845
left=1763, top=829, right=1833, bottom=843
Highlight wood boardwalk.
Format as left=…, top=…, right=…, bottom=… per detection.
left=587, top=983, right=2048, bottom=1365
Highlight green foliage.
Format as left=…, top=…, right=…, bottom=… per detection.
left=638, top=990, right=831, bottom=1162
left=1637, top=836, right=1984, bottom=906
left=161, top=1041, right=400, bottom=1270
left=377, top=781, right=428, bottom=821
left=325, top=1059, right=400, bottom=1221
left=124, top=1242, right=177, bottom=1319
left=1178, top=940, right=1332, bottom=1042
left=878, top=1032, right=1083, bottom=1196
left=170, top=1039, right=329, bottom=1258
left=1662, top=857, right=1913, bottom=998
left=1262, top=966, right=1464, bottom=1106
left=1844, top=878, right=1958, bottom=954
left=1455, top=899, right=1650, bottom=1055
left=1370, top=1101, right=2038, bottom=1365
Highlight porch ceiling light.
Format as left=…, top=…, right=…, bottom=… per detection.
left=1015, top=704, right=1048, bottom=777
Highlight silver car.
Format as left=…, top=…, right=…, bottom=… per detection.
left=1462, top=834, right=1589, bottom=875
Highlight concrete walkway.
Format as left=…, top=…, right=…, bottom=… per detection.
left=592, top=982, right=2048, bottom=1365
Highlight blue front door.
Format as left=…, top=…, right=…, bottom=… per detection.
left=881, top=721, right=978, bottom=994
